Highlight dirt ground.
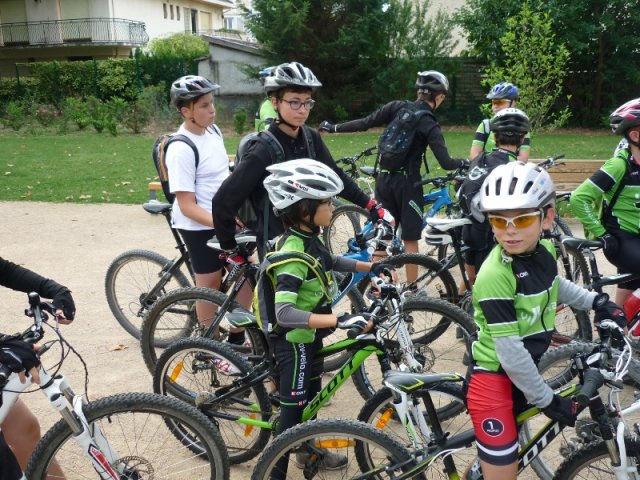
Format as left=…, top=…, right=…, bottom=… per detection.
left=0, top=201, right=616, bottom=478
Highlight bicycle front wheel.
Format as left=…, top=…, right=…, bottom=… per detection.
left=251, top=418, right=413, bottom=480
left=553, top=436, right=640, bottom=479
left=352, top=296, right=476, bottom=400
left=521, top=342, right=640, bottom=480
left=140, top=286, right=243, bottom=374
left=154, top=337, right=273, bottom=464
left=105, top=249, right=191, bottom=339
left=25, top=392, right=229, bottom=480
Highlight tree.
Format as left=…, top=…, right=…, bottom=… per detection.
left=146, top=33, right=209, bottom=60
left=483, top=5, right=571, bottom=131
left=245, top=0, right=458, bottom=119
left=455, top=0, right=640, bottom=126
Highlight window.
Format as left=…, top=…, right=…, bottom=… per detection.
left=224, top=17, right=234, bottom=30
left=170, top=5, right=174, bottom=20
left=163, top=3, right=167, bottom=19
left=176, top=6, right=180, bottom=21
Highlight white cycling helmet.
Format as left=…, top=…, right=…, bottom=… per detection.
left=479, top=161, right=555, bottom=212
left=263, top=159, right=344, bottom=211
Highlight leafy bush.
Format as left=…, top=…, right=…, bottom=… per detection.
left=4, top=101, right=26, bottom=131
left=86, top=96, right=108, bottom=133
left=34, top=104, right=58, bottom=127
left=63, top=97, right=91, bottom=130
left=105, top=97, right=128, bottom=136
left=233, top=109, right=248, bottom=135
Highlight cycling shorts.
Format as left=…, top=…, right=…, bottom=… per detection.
left=177, top=228, right=225, bottom=274
left=467, top=371, right=526, bottom=466
left=603, top=228, right=640, bottom=290
left=375, top=173, right=424, bottom=241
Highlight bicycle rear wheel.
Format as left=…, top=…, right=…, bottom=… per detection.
left=323, top=204, right=371, bottom=256
left=352, top=297, right=475, bottom=400
left=25, top=392, right=229, bottom=480
left=105, top=249, right=191, bottom=339
left=251, top=418, right=413, bottom=480
left=140, top=286, right=253, bottom=374
left=154, top=337, right=273, bottom=464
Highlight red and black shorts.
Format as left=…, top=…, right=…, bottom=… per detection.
left=467, top=371, right=526, bottom=466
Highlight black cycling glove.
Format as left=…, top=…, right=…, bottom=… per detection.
left=0, top=336, right=40, bottom=376
left=336, top=312, right=372, bottom=336
left=52, top=288, right=76, bottom=321
left=318, top=121, right=337, bottom=133
left=542, top=394, right=577, bottom=427
left=593, top=293, right=627, bottom=329
left=370, top=263, right=395, bottom=278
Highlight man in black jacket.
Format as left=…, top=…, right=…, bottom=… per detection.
left=319, top=71, right=467, bottom=282
left=212, top=62, right=383, bottom=261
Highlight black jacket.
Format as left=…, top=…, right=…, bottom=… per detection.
left=336, top=99, right=464, bottom=175
left=211, top=124, right=370, bottom=251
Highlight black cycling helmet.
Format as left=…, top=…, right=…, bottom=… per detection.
left=170, top=75, right=219, bottom=107
left=416, top=70, right=449, bottom=93
left=486, top=82, right=519, bottom=100
left=264, top=61, right=322, bottom=96
left=490, top=108, right=530, bottom=134
left=610, top=98, right=640, bottom=135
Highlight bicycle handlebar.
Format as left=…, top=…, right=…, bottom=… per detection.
left=414, top=169, right=466, bottom=188
left=575, top=368, right=605, bottom=406
left=337, top=146, right=378, bottom=166
left=538, top=154, right=566, bottom=169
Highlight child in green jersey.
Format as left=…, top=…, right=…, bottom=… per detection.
left=261, top=158, right=392, bottom=477
left=467, top=161, right=626, bottom=480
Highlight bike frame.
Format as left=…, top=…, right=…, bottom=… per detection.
left=199, top=290, right=421, bottom=432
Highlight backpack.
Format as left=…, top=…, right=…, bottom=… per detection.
left=151, top=134, right=199, bottom=204
left=233, top=127, right=316, bottom=232
left=377, top=101, right=435, bottom=172
left=458, top=152, right=491, bottom=222
left=253, top=250, right=332, bottom=337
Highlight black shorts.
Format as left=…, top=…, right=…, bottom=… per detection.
left=603, top=228, right=640, bottom=290
left=177, top=229, right=225, bottom=275
left=375, top=172, right=424, bottom=241
left=0, top=432, right=22, bottom=480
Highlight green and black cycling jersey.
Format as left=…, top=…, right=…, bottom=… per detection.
left=471, top=240, right=558, bottom=372
left=571, top=148, right=640, bottom=237
left=271, top=227, right=335, bottom=344
left=471, top=118, right=531, bottom=154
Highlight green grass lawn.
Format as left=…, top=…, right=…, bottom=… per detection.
left=0, top=128, right=617, bottom=204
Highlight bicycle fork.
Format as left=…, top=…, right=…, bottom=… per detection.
left=39, top=370, right=125, bottom=479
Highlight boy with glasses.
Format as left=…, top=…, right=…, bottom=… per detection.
left=469, top=82, right=530, bottom=162
left=212, top=62, right=382, bottom=261
left=467, top=161, right=625, bottom=480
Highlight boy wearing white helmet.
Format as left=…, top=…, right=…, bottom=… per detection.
left=467, top=161, right=626, bottom=480
left=261, top=159, right=392, bottom=475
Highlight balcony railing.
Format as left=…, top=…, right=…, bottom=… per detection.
left=0, top=18, right=148, bottom=48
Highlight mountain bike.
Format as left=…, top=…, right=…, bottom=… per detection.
left=250, top=320, right=634, bottom=480
left=152, top=275, right=475, bottom=464
left=139, top=221, right=461, bottom=379
left=104, top=201, right=193, bottom=339
left=5, top=292, right=229, bottom=480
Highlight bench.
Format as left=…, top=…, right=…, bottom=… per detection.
left=534, top=159, right=605, bottom=192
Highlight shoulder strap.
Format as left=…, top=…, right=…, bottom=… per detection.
left=167, top=134, right=200, bottom=169
left=300, top=126, right=316, bottom=158
left=257, top=130, right=285, bottom=164
left=604, top=153, right=631, bottom=215
left=265, top=250, right=331, bottom=299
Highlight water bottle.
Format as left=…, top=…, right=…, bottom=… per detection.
left=624, top=288, right=640, bottom=336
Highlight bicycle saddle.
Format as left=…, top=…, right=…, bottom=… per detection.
left=208, top=231, right=258, bottom=251
left=384, top=370, right=465, bottom=394
left=226, top=308, right=259, bottom=329
left=561, top=236, right=602, bottom=250
left=426, top=217, right=472, bottom=231
left=143, top=202, right=172, bottom=214
left=360, top=166, right=377, bottom=177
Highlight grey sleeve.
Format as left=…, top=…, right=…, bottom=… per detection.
left=275, top=303, right=312, bottom=329
left=494, top=336, right=554, bottom=408
left=332, top=256, right=358, bottom=272
left=557, top=277, right=597, bottom=311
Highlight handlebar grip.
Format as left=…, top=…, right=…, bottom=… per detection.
left=347, top=328, right=361, bottom=339
left=575, top=369, right=605, bottom=406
